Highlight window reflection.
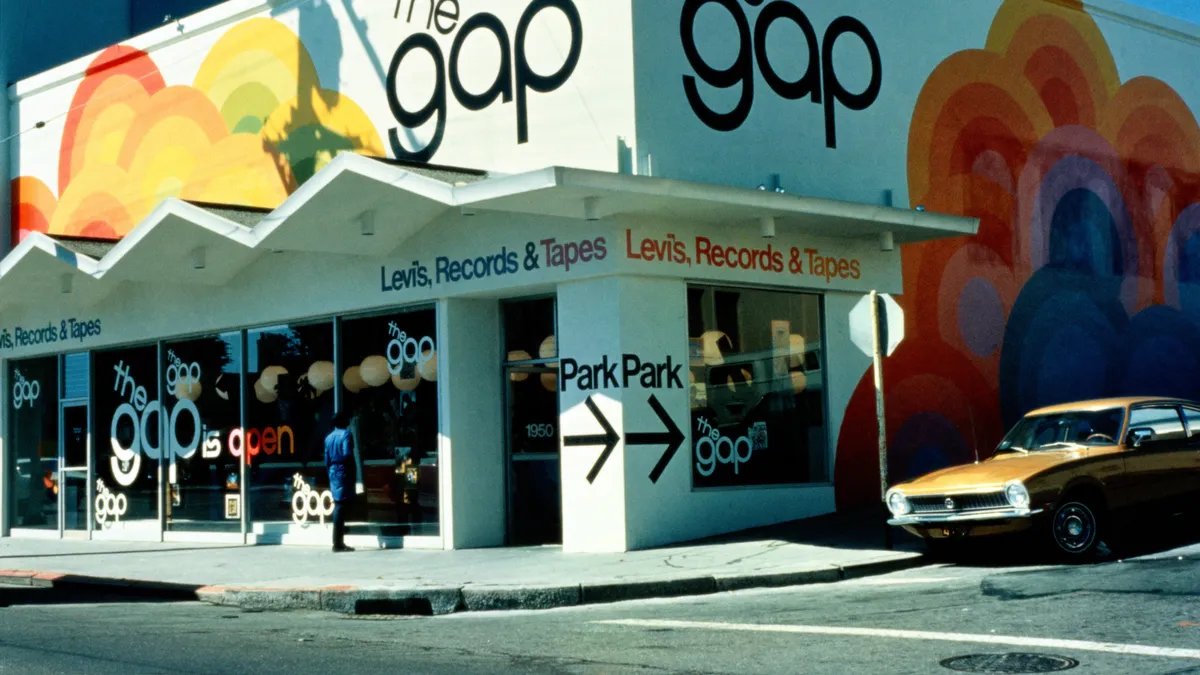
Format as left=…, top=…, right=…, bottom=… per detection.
left=340, top=310, right=439, bottom=536
left=164, top=333, right=242, bottom=532
left=1128, top=407, right=1187, bottom=442
left=10, top=307, right=452, bottom=540
left=688, top=286, right=827, bottom=488
left=9, top=357, right=59, bottom=529
left=94, top=346, right=160, bottom=532
left=246, top=323, right=334, bottom=529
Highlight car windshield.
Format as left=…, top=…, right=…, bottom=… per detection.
left=996, top=407, right=1125, bottom=452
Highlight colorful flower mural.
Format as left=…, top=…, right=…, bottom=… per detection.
left=836, top=0, right=1200, bottom=508
left=11, top=18, right=384, bottom=242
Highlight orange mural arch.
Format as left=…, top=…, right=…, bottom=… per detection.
left=838, top=0, right=1200, bottom=508
left=11, top=18, right=384, bottom=244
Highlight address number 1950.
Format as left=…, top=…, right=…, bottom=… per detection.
left=525, top=423, right=556, bottom=439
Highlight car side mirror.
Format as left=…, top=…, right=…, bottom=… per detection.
left=1128, top=427, right=1154, bottom=448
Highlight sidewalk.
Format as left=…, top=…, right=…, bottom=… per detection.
left=0, top=508, right=925, bottom=616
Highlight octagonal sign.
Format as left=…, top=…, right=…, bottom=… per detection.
left=850, top=293, right=904, bottom=358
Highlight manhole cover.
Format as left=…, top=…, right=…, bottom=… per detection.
left=940, top=653, right=1080, bottom=673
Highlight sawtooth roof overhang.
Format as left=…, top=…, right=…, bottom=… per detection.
left=0, top=153, right=979, bottom=312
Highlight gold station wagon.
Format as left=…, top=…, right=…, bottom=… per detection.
left=885, top=397, right=1200, bottom=558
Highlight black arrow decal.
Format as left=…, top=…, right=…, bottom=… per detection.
left=627, top=394, right=685, bottom=484
left=563, top=396, right=621, bottom=484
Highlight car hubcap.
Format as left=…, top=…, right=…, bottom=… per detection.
left=1053, top=503, right=1096, bottom=553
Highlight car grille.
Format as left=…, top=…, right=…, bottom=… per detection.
left=909, top=492, right=1009, bottom=513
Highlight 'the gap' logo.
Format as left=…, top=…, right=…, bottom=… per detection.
left=680, top=0, right=882, bottom=148
left=11, top=369, right=41, bottom=410
left=387, top=0, right=584, bottom=162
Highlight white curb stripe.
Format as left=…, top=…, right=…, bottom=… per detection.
left=595, top=619, right=1200, bottom=660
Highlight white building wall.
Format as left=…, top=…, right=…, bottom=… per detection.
left=557, top=275, right=841, bottom=552
left=823, top=290, right=876, bottom=489
left=557, top=276, right=630, bottom=553
left=618, top=281, right=836, bottom=550
left=437, top=297, right=506, bottom=549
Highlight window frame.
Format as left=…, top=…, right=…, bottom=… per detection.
left=1126, top=403, right=1189, bottom=448
left=5, top=301, right=444, bottom=545
left=685, top=283, right=831, bottom=492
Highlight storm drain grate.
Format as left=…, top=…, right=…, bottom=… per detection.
left=940, top=653, right=1080, bottom=673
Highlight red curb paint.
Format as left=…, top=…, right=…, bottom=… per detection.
left=233, top=587, right=325, bottom=593
left=0, top=570, right=35, bottom=578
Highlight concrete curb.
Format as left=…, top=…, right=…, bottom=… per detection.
left=2, top=553, right=927, bottom=616
left=462, top=584, right=582, bottom=612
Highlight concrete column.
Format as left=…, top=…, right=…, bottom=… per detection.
left=557, top=276, right=689, bottom=553
left=436, top=298, right=505, bottom=549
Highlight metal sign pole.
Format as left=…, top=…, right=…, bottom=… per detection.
left=870, top=290, right=892, bottom=550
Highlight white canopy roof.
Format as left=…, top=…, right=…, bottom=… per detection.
left=0, top=153, right=978, bottom=311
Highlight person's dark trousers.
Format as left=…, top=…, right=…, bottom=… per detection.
left=332, top=499, right=348, bottom=550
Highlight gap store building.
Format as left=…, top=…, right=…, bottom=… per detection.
left=2, top=0, right=1194, bottom=551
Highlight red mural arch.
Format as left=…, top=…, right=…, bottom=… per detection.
left=837, top=0, right=1200, bottom=508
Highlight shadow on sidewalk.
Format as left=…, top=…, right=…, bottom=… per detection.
left=670, top=505, right=918, bottom=553
left=0, top=545, right=250, bottom=560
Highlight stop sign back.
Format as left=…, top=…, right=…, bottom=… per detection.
left=850, top=293, right=904, bottom=357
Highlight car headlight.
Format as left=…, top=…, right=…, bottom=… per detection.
left=1004, top=481, right=1030, bottom=508
left=886, top=490, right=910, bottom=516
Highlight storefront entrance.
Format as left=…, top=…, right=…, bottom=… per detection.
left=506, top=363, right=561, bottom=546
left=59, top=402, right=90, bottom=536
left=502, top=297, right=561, bottom=546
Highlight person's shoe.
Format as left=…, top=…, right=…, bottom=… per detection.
left=332, top=545, right=356, bottom=552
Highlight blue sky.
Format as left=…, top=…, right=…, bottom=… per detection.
left=1128, top=0, right=1200, bottom=24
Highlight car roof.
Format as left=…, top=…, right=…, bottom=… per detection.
left=1027, top=396, right=1200, bottom=416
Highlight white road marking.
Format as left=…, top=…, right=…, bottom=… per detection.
left=595, top=619, right=1200, bottom=661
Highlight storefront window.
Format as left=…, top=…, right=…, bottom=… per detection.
left=94, top=346, right=161, bottom=532
left=505, top=296, right=560, bottom=445
left=163, top=333, right=243, bottom=532
left=246, top=323, right=334, bottom=528
left=8, top=357, right=59, bottom=529
left=340, top=309, right=439, bottom=536
left=687, top=286, right=827, bottom=488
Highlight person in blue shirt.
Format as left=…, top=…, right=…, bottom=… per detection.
left=324, top=411, right=356, bottom=552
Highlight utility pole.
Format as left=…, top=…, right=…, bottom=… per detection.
left=870, top=290, right=892, bottom=550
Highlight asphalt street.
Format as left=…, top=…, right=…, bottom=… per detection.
left=1, top=541, right=1198, bottom=674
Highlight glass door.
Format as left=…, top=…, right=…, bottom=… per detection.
left=506, top=364, right=561, bottom=546
left=502, top=297, right=561, bottom=546
left=59, top=403, right=90, bottom=536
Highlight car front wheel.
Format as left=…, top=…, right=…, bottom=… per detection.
left=1050, top=499, right=1103, bottom=559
